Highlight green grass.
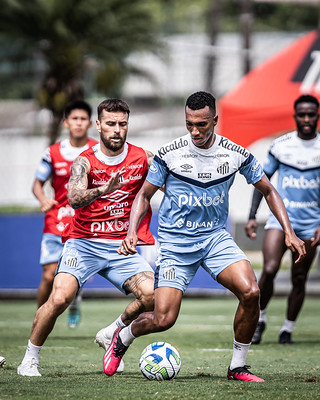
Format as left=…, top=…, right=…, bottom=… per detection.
left=1, top=297, right=319, bottom=400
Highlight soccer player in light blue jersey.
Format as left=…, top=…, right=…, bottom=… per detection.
left=246, top=94, right=320, bottom=345
left=103, top=91, right=306, bottom=382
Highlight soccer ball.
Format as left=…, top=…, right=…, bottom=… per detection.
left=139, top=342, right=181, bottom=381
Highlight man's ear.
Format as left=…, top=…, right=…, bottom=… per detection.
left=96, top=119, right=101, bottom=133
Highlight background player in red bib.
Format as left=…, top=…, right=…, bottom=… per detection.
left=32, top=100, right=97, bottom=328
left=18, top=98, right=155, bottom=377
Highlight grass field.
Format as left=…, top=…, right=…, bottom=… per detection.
left=1, top=297, right=319, bottom=400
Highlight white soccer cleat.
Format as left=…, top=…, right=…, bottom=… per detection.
left=95, top=327, right=124, bottom=373
left=17, top=358, right=41, bottom=377
left=95, top=328, right=112, bottom=351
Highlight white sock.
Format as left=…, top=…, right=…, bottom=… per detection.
left=259, top=308, right=267, bottom=324
left=119, top=324, right=136, bottom=347
left=22, top=340, right=42, bottom=364
left=280, top=319, right=295, bottom=334
left=229, top=339, right=251, bottom=370
left=115, top=315, right=126, bottom=328
left=101, top=315, right=125, bottom=337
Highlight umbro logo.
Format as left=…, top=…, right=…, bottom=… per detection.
left=101, top=190, right=130, bottom=202
left=180, top=164, right=193, bottom=173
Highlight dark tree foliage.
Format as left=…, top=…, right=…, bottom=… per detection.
left=0, top=0, right=159, bottom=143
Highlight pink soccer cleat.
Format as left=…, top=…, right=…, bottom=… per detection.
left=227, top=365, right=264, bottom=382
left=103, top=327, right=128, bottom=376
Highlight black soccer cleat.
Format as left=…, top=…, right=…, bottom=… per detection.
left=251, top=321, right=266, bottom=345
left=279, top=330, right=294, bottom=344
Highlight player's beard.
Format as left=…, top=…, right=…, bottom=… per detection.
left=100, top=134, right=126, bottom=152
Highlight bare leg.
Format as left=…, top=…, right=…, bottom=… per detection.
left=259, top=229, right=287, bottom=310
left=95, top=271, right=155, bottom=352
left=121, top=271, right=154, bottom=325
left=31, top=273, right=79, bottom=346
left=131, top=287, right=183, bottom=337
left=217, top=260, right=260, bottom=343
left=37, top=262, right=58, bottom=307
left=287, top=240, right=317, bottom=321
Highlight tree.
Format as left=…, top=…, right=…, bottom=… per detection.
left=0, top=0, right=159, bottom=143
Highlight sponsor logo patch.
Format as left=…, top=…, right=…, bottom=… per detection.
left=180, top=164, right=193, bottom=173
left=198, top=172, right=212, bottom=179
left=101, top=190, right=130, bottom=202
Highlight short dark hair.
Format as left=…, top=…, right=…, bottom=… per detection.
left=185, top=91, right=216, bottom=114
left=294, top=94, right=319, bottom=110
left=97, top=99, right=130, bottom=120
left=64, top=100, right=92, bottom=119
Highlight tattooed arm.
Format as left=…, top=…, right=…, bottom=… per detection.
left=145, top=149, right=165, bottom=193
left=145, top=150, right=154, bottom=168
left=68, top=156, right=129, bottom=209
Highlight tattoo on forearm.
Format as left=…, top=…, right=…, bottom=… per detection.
left=68, top=157, right=102, bottom=209
left=145, top=150, right=154, bottom=167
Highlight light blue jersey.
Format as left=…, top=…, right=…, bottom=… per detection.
left=147, top=133, right=264, bottom=248
left=264, top=131, right=320, bottom=239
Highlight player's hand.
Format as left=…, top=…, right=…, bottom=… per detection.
left=284, top=232, right=306, bottom=263
left=245, top=219, right=258, bottom=239
left=311, top=226, right=320, bottom=247
left=101, top=167, right=130, bottom=195
left=40, top=198, right=58, bottom=212
left=117, top=233, right=138, bottom=256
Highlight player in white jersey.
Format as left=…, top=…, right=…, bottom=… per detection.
left=245, top=94, right=320, bottom=345
left=103, top=91, right=306, bottom=382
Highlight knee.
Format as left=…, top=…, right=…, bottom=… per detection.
left=241, top=284, right=260, bottom=309
left=292, top=273, right=307, bottom=289
left=49, top=291, right=73, bottom=313
left=263, top=262, right=279, bottom=279
left=42, top=269, right=55, bottom=285
left=153, top=313, right=176, bottom=332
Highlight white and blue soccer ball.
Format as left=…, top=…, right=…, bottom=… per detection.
left=139, top=342, right=181, bottom=381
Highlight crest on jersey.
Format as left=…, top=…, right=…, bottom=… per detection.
left=217, top=162, right=229, bottom=175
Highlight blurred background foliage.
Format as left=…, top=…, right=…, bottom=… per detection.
left=0, top=0, right=318, bottom=142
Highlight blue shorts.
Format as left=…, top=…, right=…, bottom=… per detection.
left=57, top=238, right=154, bottom=294
left=155, top=229, right=248, bottom=293
left=265, top=214, right=317, bottom=240
left=40, top=233, right=64, bottom=265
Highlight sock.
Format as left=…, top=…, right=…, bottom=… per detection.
left=280, top=319, right=295, bottom=334
left=229, top=339, right=251, bottom=370
left=259, top=308, right=267, bottom=324
left=119, top=324, right=136, bottom=347
left=22, top=340, right=42, bottom=364
left=69, top=290, right=82, bottom=309
left=115, top=315, right=126, bottom=328
left=101, top=315, right=125, bottom=338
